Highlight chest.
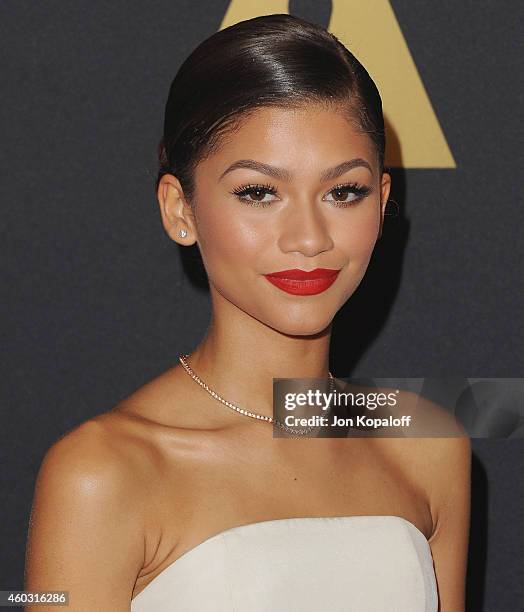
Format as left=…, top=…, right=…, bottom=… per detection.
left=148, top=432, right=432, bottom=546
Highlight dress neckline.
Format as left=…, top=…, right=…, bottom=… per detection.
left=132, top=514, right=430, bottom=603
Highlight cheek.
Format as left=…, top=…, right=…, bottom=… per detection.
left=335, top=206, right=380, bottom=258
left=195, top=202, right=266, bottom=274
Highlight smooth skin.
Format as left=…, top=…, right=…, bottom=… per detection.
left=25, top=104, right=471, bottom=611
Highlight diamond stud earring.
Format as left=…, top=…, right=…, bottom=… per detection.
left=179, top=228, right=188, bottom=238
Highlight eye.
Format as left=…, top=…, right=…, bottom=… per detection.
left=230, top=181, right=372, bottom=208
left=324, top=182, right=372, bottom=206
left=231, top=183, right=279, bottom=207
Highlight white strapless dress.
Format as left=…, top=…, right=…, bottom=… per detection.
left=131, top=515, right=438, bottom=611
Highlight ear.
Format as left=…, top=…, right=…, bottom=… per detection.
left=156, top=174, right=198, bottom=245
left=378, top=172, right=392, bottom=240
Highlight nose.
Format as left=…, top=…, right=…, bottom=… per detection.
left=277, top=199, right=334, bottom=257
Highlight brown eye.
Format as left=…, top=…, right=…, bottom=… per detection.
left=231, top=183, right=278, bottom=207
left=324, top=183, right=372, bottom=206
left=250, top=188, right=268, bottom=201
left=333, top=187, right=354, bottom=202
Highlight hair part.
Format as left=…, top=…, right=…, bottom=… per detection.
left=157, top=14, right=386, bottom=204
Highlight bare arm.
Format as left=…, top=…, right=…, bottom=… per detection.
left=24, top=419, right=146, bottom=611
left=427, top=435, right=472, bottom=612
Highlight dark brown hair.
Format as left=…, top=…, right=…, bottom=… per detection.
left=157, top=14, right=385, bottom=202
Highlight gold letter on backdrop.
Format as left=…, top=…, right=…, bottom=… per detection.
left=220, top=0, right=455, bottom=168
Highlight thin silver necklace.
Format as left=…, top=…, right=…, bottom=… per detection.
left=178, top=354, right=336, bottom=437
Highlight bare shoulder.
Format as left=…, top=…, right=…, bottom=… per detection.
left=400, top=432, right=471, bottom=611
left=403, top=431, right=471, bottom=533
left=24, top=413, right=159, bottom=611
left=377, top=388, right=471, bottom=610
left=386, top=390, right=471, bottom=516
left=387, top=387, right=467, bottom=437
left=399, top=395, right=471, bottom=611
left=36, top=410, right=161, bottom=493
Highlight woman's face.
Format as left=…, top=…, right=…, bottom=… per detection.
left=166, top=104, right=390, bottom=336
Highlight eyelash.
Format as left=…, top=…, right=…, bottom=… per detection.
left=230, top=182, right=371, bottom=208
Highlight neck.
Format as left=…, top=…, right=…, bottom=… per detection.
left=183, top=296, right=332, bottom=421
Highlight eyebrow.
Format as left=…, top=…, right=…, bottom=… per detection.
left=218, top=158, right=373, bottom=183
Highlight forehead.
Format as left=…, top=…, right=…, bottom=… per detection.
left=198, top=104, right=377, bottom=177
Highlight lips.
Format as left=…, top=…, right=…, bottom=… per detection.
left=263, top=268, right=341, bottom=296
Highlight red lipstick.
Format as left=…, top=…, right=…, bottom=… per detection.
left=263, top=268, right=341, bottom=296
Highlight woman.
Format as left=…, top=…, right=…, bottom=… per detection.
left=24, top=14, right=471, bottom=611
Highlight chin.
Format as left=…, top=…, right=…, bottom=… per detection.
left=263, top=314, right=333, bottom=338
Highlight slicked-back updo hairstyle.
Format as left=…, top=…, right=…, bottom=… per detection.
left=157, top=14, right=385, bottom=204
